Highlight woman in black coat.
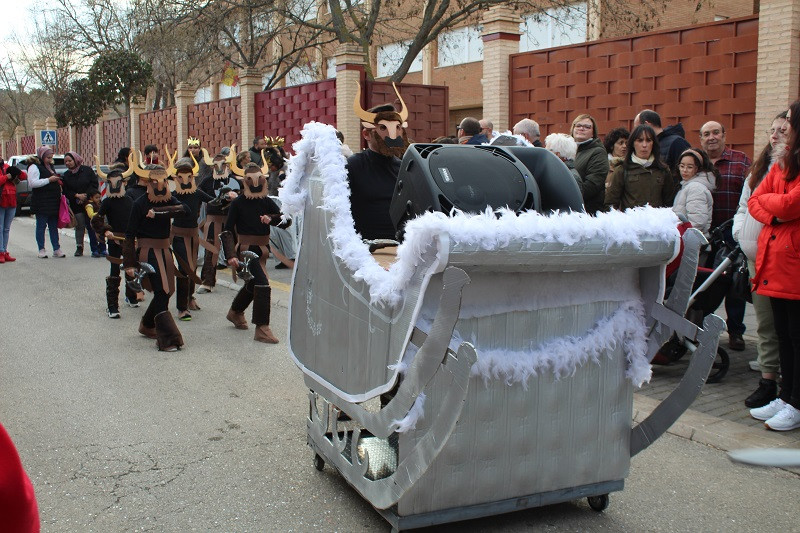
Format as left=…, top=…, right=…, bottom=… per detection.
left=28, top=145, right=65, bottom=258
left=62, top=151, right=102, bottom=256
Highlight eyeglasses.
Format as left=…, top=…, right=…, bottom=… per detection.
left=574, top=124, right=593, bottom=130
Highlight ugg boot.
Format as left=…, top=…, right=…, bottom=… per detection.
left=252, top=285, right=278, bottom=344
left=106, top=276, right=121, bottom=319
left=0, top=253, right=5, bottom=264
left=226, top=285, right=252, bottom=330
left=4, top=251, right=15, bottom=262
left=138, top=301, right=158, bottom=339
left=155, top=311, right=184, bottom=352
left=198, top=252, right=216, bottom=292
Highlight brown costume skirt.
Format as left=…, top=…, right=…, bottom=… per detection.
left=138, top=237, right=175, bottom=296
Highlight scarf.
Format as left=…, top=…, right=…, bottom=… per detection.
left=66, top=151, right=84, bottom=173
left=36, top=145, right=55, bottom=173
left=631, top=154, right=654, bottom=168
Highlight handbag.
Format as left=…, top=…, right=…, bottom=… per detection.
left=57, top=194, right=77, bottom=229
left=729, top=253, right=752, bottom=303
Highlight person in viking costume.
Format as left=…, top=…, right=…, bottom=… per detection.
left=165, top=148, right=213, bottom=320
left=197, top=147, right=240, bottom=293
left=123, top=158, right=189, bottom=352
left=183, top=137, right=213, bottom=184
left=91, top=156, right=136, bottom=319
left=347, top=82, right=411, bottom=240
left=220, top=157, right=290, bottom=344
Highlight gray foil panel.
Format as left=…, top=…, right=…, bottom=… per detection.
left=398, top=302, right=632, bottom=516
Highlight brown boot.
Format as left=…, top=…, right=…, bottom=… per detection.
left=226, top=285, right=252, bottom=329
left=138, top=320, right=157, bottom=339
left=198, top=251, right=216, bottom=291
left=254, top=324, right=279, bottom=344
left=138, top=302, right=157, bottom=338
left=155, top=311, right=184, bottom=351
left=252, top=285, right=278, bottom=343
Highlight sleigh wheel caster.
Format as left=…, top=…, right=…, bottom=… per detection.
left=313, top=453, right=325, bottom=471
left=588, top=494, right=609, bottom=512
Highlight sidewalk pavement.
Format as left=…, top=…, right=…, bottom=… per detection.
left=37, top=217, right=800, bottom=461
left=636, top=303, right=800, bottom=465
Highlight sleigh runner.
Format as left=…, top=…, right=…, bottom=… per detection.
left=280, top=122, right=724, bottom=531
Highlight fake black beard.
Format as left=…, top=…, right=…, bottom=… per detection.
left=147, top=186, right=171, bottom=203
left=371, top=130, right=409, bottom=158
left=175, top=181, right=197, bottom=194
left=105, top=182, right=126, bottom=197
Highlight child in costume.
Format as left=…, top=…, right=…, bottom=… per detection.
left=220, top=155, right=290, bottom=344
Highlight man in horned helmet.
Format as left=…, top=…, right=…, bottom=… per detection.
left=220, top=156, right=291, bottom=343
left=197, top=147, right=240, bottom=293
left=166, top=150, right=213, bottom=320
left=123, top=155, right=190, bottom=352
left=91, top=156, right=136, bottom=319
left=347, top=82, right=411, bottom=240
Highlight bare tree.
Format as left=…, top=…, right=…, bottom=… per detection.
left=173, top=0, right=336, bottom=90
left=285, top=0, right=702, bottom=81
left=0, top=52, right=52, bottom=135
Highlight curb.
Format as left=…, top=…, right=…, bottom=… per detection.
left=633, top=394, right=800, bottom=474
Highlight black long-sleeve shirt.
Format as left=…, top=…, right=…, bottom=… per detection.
left=199, top=175, right=243, bottom=216
left=172, top=190, right=213, bottom=228
left=126, top=195, right=188, bottom=240
left=96, top=196, right=133, bottom=234
left=346, top=149, right=401, bottom=240
left=224, top=196, right=283, bottom=236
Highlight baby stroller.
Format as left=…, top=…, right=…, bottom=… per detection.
left=653, top=218, right=744, bottom=383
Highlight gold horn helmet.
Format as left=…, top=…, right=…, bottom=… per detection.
left=354, top=81, right=410, bottom=157
left=132, top=149, right=172, bottom=203
left=95, top=154, right=134, bottom=198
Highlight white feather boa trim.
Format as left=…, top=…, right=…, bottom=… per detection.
left=389, top=392, right=426, bottom=433
left=282, top=122, right=679, bottom=309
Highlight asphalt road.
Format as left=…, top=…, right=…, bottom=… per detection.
left=1, top=216, right=798, bottom=532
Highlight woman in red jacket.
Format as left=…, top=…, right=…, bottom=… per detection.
left=0, top=159, right=26, bottom=263
left=748, top=99, right=800, bottom=431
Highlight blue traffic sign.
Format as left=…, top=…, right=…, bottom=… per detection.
left=40, top=130, right=57, bottom=146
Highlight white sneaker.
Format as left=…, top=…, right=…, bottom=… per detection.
left=197, top=285, right=213, bottom=294
left=38, top=249, right=48, bottom=258
left=765, top=404, right=800, bottom=431
left=53, top=249, right=66, bottom=258
left=749, top=360, right=760, bottom=372
left=751, top=398, right=788, bottom=421
left=124, top=297, right=140, bottom=308
left=107, top=309, right=121, bottom=319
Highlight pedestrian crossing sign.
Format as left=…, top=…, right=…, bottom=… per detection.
left=40, top=130, right=57, bottom=146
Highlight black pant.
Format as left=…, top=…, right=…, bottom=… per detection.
left=771, top=297, right=800, bottom=409
left=142, top=249, right=170, bottom=326
left=244, top=244, right=268, bottom=287
left=107, top=240, right=122, bottom=277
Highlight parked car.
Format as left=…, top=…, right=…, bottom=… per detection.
left=8, top=154, right=67, bottom=213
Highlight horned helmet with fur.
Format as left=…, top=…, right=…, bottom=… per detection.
left=95, top=154, right=135, bottom=198
left=230, top=146, right=270, bottom=198
left=164, top=146, right=200, bottom=195
left=131, top=148, right=173, bottom=203
left=354, top=81, right=411, bottom=158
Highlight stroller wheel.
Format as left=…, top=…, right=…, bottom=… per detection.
left=706, top=346, right=730, bottom=384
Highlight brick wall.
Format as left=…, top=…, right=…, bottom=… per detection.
left=366, top=81, right=449, bottom=144
left=510, top=15, right=759, bottom=158
left=78, top=127, right=96, bottom=160
left=5, top=140, right=16, bottom=157
left=188, top=97, right=241, bottom=156
left=254, top=79, right=336, bottom=153
left=102, top=117, right=130, bottom=163
left=57, top=127, right=70, bottom=154
left=139, top=107, right=177, bottom=153
left=21, top=135, right=35, bottom=154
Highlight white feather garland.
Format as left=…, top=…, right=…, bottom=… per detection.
left=389, top=392, right=427, bottom=433
left=282, top=122, right=679, bottom=308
